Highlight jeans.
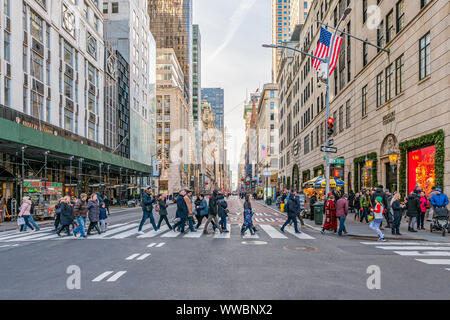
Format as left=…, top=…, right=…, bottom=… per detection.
left=241, top=225, right=255, bottom=235
left=73, top=217, right=86, bottom=237
left=281, top=216, right=299, bottom=233
left=99, top=219, right=106, bottom=232
left=22, top=215, right=39, bottom=231
left=409, top=217, right=417, bottom=230
left=157, top=215, right=172, bottom=230
left=187, top=217, right=195, bottom=231
left=370, top=218, right=384, bottom=239
left=138, top=211, right=158, bottom=232
left=338, top=216, right=347, bottom=235
left=21, top=215, right=35, bottom=231
left=360, top=207, right=369, bottom=223
left=173, top=217, right=187, bottom=232
left=219, top=216, right=227, bottom=230
left=392, top=212, right=402, bottom=234
left=418, top=212, right=426, bottom=228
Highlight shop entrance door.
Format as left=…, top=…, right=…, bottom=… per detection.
left=385, top=163, right=398, bottom=193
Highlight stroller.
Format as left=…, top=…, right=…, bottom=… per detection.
left=430, top=206, right=449, bottom=236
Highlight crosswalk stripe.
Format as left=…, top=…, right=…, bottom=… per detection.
left=126, top=254, right=140, bottom=260
left=92, top=271, right=114, bottom=282
left=415, top=259, right=450, bottom=265
left=11, top=232, right=54, bottom=242
left=259, top=224, right=288, bottom=239
left=34, top=233, right=60, bottom=240
left=214, top=225, right=232, bottom=239
left=446, top=268, right=450, bottom=271
left=155, top=242, right=165, bottom=248
left=284, top=226, right=315, bottom=239
left=361, top=242, right=450, bottom=246
left=161, top=229, right=183, bottom=238
left=136, top=253, right=151, bottom=260
left=0, top=244, right=19, bottom=248
left=109, top=224, right=153, bottom=239
left=0, top=230, right=49, bottom=241
left=137, top=225, right=170, bottom=238
left=183, top=224, right=205, bottom=238
left=376, top=246, right=450, bottom=251
left=393, top=251, right=450, bottom=256
left=88, top=223, right=139, bottom=239
left=106, top=271, right=127, bottom=282
left=147, top=243, right=156, bottom=247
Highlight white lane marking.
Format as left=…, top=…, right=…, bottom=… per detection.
left=161, top=229, right=183, bottom=238
left=415, top=259, right=450, bottom=265
left=109, top=224, right=153, bottom=239
left=259, top=224, right=288, bottom=239
left=446, top=268, right=450, bottom=271
left=376, top=246, right=450, bottom=251
left=183, top=224, right=205, bottom=238
left=126, top=253, right=141, bottom=260
left=361, top=242, right=450, bottom=246
left=89, top=223, right=139, bottom=239
left=35, top=234, right=60, bottom=240
left=0, top=244, right=19, bottom=248
left=147, top=243, right=156, bottom=248
left=136, top=253, right=151, bottom=261
left=92, top=271, right=114, bottom=282
left=393, top=251, right=450, bottom=256
left=137, top=225, right=169, bottom=238
left=155, top=242, right=165, bottom=248
left=284, top=226, right=315, bottom=239
left=106, top=271, right=127, bottom=282
left=9, top=232, right=54, bottom=242
left=214, top=224, right=232, bottom=239
left=0, top=230, right=49, bottom=241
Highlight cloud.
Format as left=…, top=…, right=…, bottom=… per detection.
left=207, top=0, right=258, bottom=62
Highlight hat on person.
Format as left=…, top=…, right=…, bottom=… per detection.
left=375, top=196, right=383, bottom=203
left=436, top=187, right=442, bottom=192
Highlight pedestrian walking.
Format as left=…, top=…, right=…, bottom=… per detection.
left=241, top=209, right=255, bottom=235
left=406, top=191, right=420, bottom=232
left=185, top=190, right=196, bottom=232
left=336, top=194, right=349, bottom=236
left=21, top=199, right=40, bottom=232
left=57, top=196, right=74, bottom=236
left=280, top=191, right=301, bottom=234
left=390, top=193, right=403, bottom=235
left=99, top=202, right=108, bottom=233
left=242, top=194, right=257, bottom=233
left=353, top=192, right=361, bottom=221
left=372, top=185, right=389, bottom=229
left=418, top=191, right=428, bottom=230
left=137, top=187, right=158, bottom=235
left=86, top=194, right=101, bottom=235
left=369, top=197, right=386, bottom=242
left=18, top=197, right=36, bottom=232
left=173, top=190, right=189, bottom=233
left=296, top=190, right=306, bottom=226
left=194, top=195, right=209, bottom=228
left=348, top=190, right=355, bottom=214
left=321, top=193, right=337, bottom=234
left=203, top=189, right=223, bottom=234
left=427, top=187, right=437, bottom=221
left=156, top=194, right=172, bottom=230
left=72, top=193, right=88, bottom=238
left=218, top=193, right=229, bottom=232
left=360, top=190, right=372, bottom=223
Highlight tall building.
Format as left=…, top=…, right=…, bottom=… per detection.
left=201, top=88, right=224, bottom=132
left=290, top=0, right=312, bottom=27
left=147, top=0, right=193, bottom=104
left=201, top=100, right=217, bottom=192
left=277, top=0, right=449, bottom=194
left=156, top=48, right=192, bottom=194
left=115, top=50, right=131, bottom=159
left=192, top=24, right=202, bottom=193
left=103, top=0, right=157, bottom=167
left=0, top=0, right=151, bottom=205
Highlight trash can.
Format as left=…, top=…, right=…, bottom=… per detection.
left=280, top=203, right=285, bottom=213
left=313, top=202, right=324, bottom=225
left=266, top=198, right=272, bottom=206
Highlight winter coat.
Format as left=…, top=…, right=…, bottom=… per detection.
left=430, top=193, right=449, bottom=208
left=243, top=209, right=253, bottom=227
left=176, top=195, right=188, bottom=219
left=99, top=207, right=108, bottom=220
left=208, top=193, right=219, bottom=216
left=391, top=200, right=402, bottom=215
left=18, top=200, right=32, bottom=216
left=197, top=199, right=208, bottom=216
left=158, top=199, right=168, bottom=216
left=360, top=195, right=372, bottom=208
left=287, top=196, right=299, bottom=218
left=60, top=202, right=74, bottom=225
left=371, top=188, right=388, bottom=209
left=419, top=196, right=428, bottom=213
left=353, top=196, right=361, bottom=210
left=73, top=200, right=88, bottom=218
left=184, top=195, right=193, bottom=217
left=406, top=193, right=420, bottom=218
left=142, top=192, right=154, bottom=213
left=86, top=200, right=100, bottom=222
left=335, top=198, right=349, bottom=217
left=218, top=195, right=228, bottom=218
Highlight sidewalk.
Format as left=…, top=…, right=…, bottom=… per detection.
left=0, top=206, right=139, bottom=233
left=256, top=200, right=450, bottom=242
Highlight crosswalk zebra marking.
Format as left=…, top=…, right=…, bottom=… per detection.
left=259, top=224, right=288, bottom=239
left=284, top=226, right=315, bottom=240
left=375, top=246, right=450, bottom=251
left=0, top=244, right=19, bottom=248
left=415, top=259, right=450, bottom=265
left=147, top=243, right=156, bottom=248
left=109, top=224, right=153, bottom=239
left=183, top=224, right=205, bottom=238
left=393, top=251, right=450, bottom=257
left=136, top=253, right=151, bottom=261
left=161, top=229, right=183, bottom=238
left=214, top=225, right=232, bottom=239
left=92, top=271, right=114, bottom=282
left=137, top=225, right=170, bottom=238
left=361, top=242, right=450, bottom=246
left=106, top=271, right=127, bottom=282
left=155, top=242, right=165, bottom=248
left=88, top=223, right=139, bottom=239
left=126, top=253, right=141, bottom=260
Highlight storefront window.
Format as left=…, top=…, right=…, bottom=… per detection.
left=408, top=145, right=435, bottom=196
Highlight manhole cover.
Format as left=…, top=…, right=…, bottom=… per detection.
left=283, top=245, right=317, bottom=252
left=241, top=241, right=268, bottom=245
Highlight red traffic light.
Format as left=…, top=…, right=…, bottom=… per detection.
left=241, top=177, right=244, bottom=181
left=327, top=117, right=335, bottom=125
left=334, top=169, right=340, bottom=177
left=246, top=182, right=250, bottom=185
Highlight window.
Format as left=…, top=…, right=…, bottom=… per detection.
left=30, top=11, right=44, bottom=43
left=88, top=122, right=95, bottom=140
left=419, top=32, right=430, bottom=80
left=345, top=100, right=351, bottom=128
left=395, top=54, right=404, bottom=95
left=4, top=79, right=10, bottom=107
left=333, top=111, right=338, bottom=137
left=376, top=72, right=384, bottom=107
left=31, top=52, right=44, bottom=81
left=103, top=2, right=108, bottom=14
left=386, top=10, right=394, bottom=43
left=377, top=20, right=384, bottom=52
left=310, top=131, right=314, bottom=151
left=31, top=91, right=43, bottom=119
left=112, top=2, right=119, bottom=14
left=385, top=64, right=393, bottom=101
left=396, top=0, right=404, bottom=33
left=339, top=106, right=344, bottom=132
left=304, top=135, right=310, bottom=154
left=362, top=85, right=367, bottom=116
left=347, top=21, right=351, bottom=82
left=363, top=41, right=368, bottom=66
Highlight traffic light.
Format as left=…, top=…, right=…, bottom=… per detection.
left=327, top=117, right=335, bottom=137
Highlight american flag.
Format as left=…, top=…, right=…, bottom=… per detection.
left=312, top=27, right=343, bottom=76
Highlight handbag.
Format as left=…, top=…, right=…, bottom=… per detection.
left=17, top=217, right=25, bottom=226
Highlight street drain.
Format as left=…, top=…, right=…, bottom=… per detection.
left=283, top=245, right=317, bottom=252
left=241, top=241, right=268, bottom=245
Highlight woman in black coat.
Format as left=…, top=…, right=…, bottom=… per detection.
left=156, top=194, right=172, bottom=230
left=406, top=192, right=420, bottom=232
left=86, top=194, right=102, bottom=235
left=57, top=196, right=74, bottom=236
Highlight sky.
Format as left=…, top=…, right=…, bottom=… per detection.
left=193, top=0, right=272, bottom=188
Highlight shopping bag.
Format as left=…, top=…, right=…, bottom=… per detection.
left=17, top=217, right=25, bottom=226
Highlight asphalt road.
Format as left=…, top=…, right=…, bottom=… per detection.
left=0, top=197, right=449, bottom=300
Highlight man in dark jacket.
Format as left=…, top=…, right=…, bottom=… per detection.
left=280, top=191, right=301, bottom=234
left=406, top=191, right=420, bottom=232
left=371, top=185, right=389, bottom=228
left=73, top=193, right=88, bottom=238
left=137, top=187, right=158, bottom=234
left=217, top=194, right=229, bottom=232
left=203, top=189, right=223, bottom=234
left=173, top=190, right=189, bottom=233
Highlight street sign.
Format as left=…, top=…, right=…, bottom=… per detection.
left=320, top=146, right=338, bottom=153
left=263, top=171, right=271, bottom=177
left=330, top=158, right=345, bottom=164
left=328, top=139, right=334, bottom=146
